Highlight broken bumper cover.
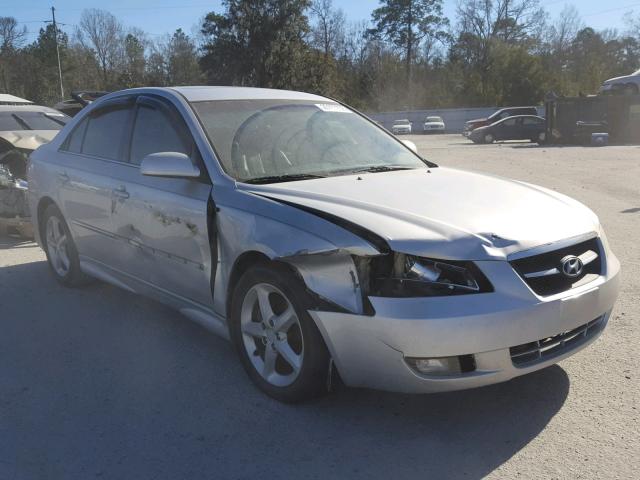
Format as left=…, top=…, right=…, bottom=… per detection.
left=0, top=183, right=32, bottom=237
left=310, top=256, right=620, bottom=393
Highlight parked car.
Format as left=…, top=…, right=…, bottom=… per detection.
left=0, top=93, right=33, bottom=106
left=599, top=69, right=640, bottom=95
left=0, top=104, right=69, bottom=237
left=28, top=86, right=619, bottom=402
left=423, top=116, right=445, bottom=133
left=469, top=115, right=546, bottom=144
left=463, top=106, right=539, bottom=136
left=391, top=119, right=412, bottom=134
left=54, top=91, right=108, bottom=117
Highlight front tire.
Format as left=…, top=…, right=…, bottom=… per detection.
left=484, top=133, right=495, bottom=144
left=229, top=263, right=330, bottom=402
left=41, top=204, right=86, bottom=287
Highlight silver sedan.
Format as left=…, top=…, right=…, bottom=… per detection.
left=28, top=87, right=620, bottom=402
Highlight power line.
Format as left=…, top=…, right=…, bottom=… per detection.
left=583, top=3, right=640, bottom=17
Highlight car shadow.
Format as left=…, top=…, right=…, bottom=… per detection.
left=0, top=234, right=35, bottom=249
left=621, top=207, right=640, bottom=213
left=0, top=260, right=569, bottom=480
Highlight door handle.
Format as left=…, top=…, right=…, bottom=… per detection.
left=112, top=186, right=130, bottom=200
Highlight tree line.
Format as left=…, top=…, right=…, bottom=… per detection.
left=1, top=0, right=640, bottom=111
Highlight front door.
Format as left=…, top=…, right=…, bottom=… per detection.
left=109, top=95, right=214, bottom=307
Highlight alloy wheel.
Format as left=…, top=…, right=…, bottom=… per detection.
left=240, top=283, right=304, bottom=387
left=45, top=216, right=71, bottom=277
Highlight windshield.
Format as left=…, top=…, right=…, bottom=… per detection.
left=192, top=100, right=430, bottom=183
left=426, top=117, right=442, bottom=122
left=0, top=111, right=68, bottom=131
left=394, top=120, right=410, bottom=125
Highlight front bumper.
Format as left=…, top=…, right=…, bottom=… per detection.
left=0, top=186, right=32, bottom=238
left=311, top=252, right=620, bottom=393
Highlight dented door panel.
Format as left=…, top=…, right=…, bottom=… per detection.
left=110, top=168, right=214, bottom=307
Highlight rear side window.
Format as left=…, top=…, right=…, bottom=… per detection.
left=523, top=117, right=542, bottom=125
left=82, top=107, right=132, bottom=160
left=65, top=118, right=88, bottom=153
left=0, top=113, right=26, bottom=130
left=129, top=104, right=190, bottom=165
left=14, top=112, right=68, bottom=130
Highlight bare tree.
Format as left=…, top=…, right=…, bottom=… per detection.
left=76, top=9, right=124, bottom=88
left=0, top=17, right=26, bottom=53
left=310, top=0, right=346, bottom=59
left=547, top=5, right=583, bottom=56
left=456, top=0, right=545, bottom=44
left=0, top=17, right=27, bottom=93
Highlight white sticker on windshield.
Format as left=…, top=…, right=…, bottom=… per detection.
left=315, top=103, right=351, bottom=113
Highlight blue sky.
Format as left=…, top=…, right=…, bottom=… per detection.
left=3, top=0, right=640, bottom=44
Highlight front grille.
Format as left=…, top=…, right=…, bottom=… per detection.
left=510, top=238, right=602, bottom=296
left=510, top=315, right=606, bottom=367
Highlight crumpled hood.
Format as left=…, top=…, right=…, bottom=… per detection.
left=0, top=130, right=58, bottom=151
left=243, top=167, right=599, bottom=260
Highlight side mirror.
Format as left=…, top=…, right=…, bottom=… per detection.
left=140, top=152, right=200, bottom=179
left=402, top=140, right=418, bottom=153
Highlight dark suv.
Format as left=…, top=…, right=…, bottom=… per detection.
left=463, top=107, right=539, bottom=136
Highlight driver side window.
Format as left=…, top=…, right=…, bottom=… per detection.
left=129, top=103, right=191, bottom=166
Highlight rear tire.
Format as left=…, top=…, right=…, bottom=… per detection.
left=229, top=263, right=331, bottom=403
left=41, top=204, right=87, bottom=287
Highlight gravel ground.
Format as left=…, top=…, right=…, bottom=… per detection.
left=0, top=134, right=638, bottom=479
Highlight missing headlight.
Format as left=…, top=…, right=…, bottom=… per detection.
left=365, top=253, right=493, bottom=297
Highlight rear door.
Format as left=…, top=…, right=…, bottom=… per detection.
left=495, top=117, right=518, bottom=140
left=521, top=116, right=544, bottom=140
left=109, top=95, right=214, bottom=306
left=55, top=97, right=135, bottom=264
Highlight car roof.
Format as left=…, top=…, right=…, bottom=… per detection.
left=0, top=104, right=64, bottom=114
left=394, top=119, right=410, bottom=122
left=0, top=94, right=32, bottom=105
left=495, top=106, right=537, bottom=112
left=494, top=115, right=544, bottom=123
left=169, top=86, right=331, bottom=103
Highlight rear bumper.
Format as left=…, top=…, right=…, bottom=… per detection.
left=311, top=253, right=620, bottom=393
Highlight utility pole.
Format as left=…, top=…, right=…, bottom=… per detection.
left=51, top=6, right=65, bottom=100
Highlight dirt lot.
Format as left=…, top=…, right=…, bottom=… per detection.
left=1, top=134, right=638, bottom=479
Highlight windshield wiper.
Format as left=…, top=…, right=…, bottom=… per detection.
left=244, top=173, right=326, bottom=184
left=338, top=165, right=418, bottom=175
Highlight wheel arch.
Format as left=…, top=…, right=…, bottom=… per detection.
left=36, top=196, right=58, bottom=244
left=225, top=250, right=272, bottom=317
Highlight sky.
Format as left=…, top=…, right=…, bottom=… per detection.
left=2, top=0, right=640, bottom=44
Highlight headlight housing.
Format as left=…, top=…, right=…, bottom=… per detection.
left=363, top=253, right=493, bottom=297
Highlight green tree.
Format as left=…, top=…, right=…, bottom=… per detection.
left=200, top=0, right=313, bottom=88
left=121, top=31, right=147, bottom=88
left=368, top=0, right=448, bottom=80
left=166, top=29, right=201, bottom=85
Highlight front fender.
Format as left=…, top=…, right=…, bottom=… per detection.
left=212, top=187, right=382, bottom=315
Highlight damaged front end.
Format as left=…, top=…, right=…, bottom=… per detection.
left=0, top=136, right=39, bottom=238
